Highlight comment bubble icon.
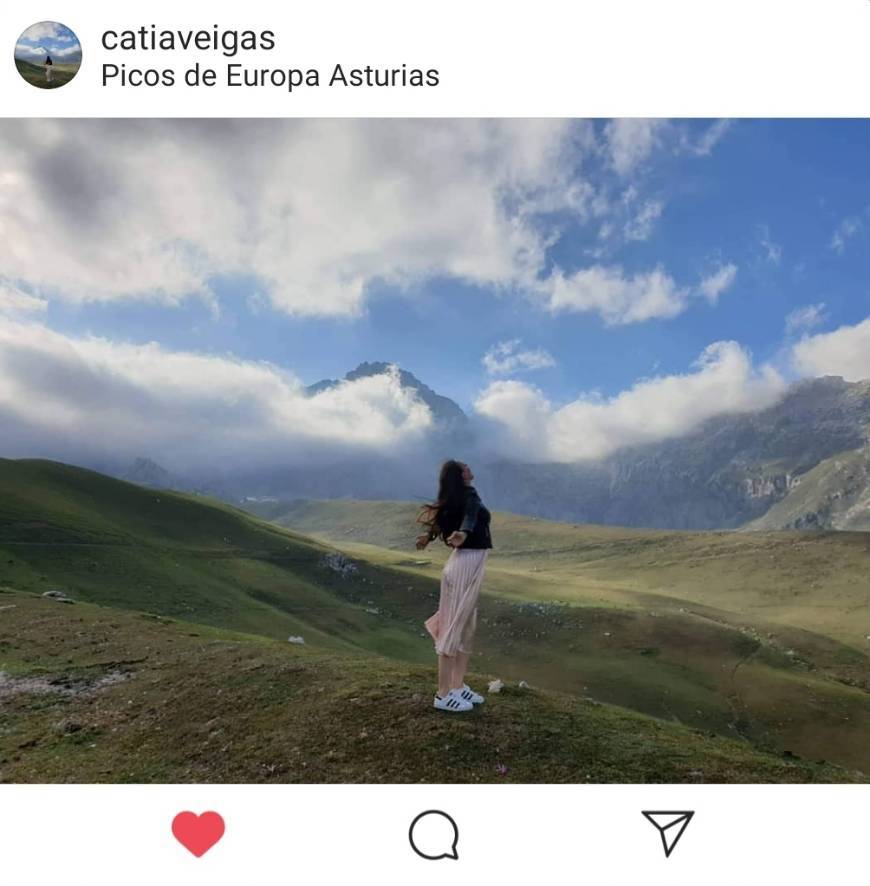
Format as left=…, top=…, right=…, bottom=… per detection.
left=408, top=810, right=460, bottom=861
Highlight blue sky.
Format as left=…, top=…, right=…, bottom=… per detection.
left=36, top=119, right=870, bottom=411
left=1, top=119, right=869, bottom=468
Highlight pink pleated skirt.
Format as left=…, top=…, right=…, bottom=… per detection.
left=425, top=547, right=489, bottom=656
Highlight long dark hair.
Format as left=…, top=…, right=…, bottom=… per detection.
left=417, top=459, right=466, bottom=542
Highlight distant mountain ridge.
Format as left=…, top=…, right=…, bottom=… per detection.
left=116, top=364, right=870, bottom=531
left=122, top=456, right=175, bottom=488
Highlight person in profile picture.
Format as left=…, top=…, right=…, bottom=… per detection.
left=416, top=460, right=492, bottom=713
left=15, top=21, right=82, bottom=90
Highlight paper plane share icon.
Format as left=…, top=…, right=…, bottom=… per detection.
left=641, top=811, right=695, bottom=858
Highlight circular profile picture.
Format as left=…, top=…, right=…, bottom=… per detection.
left=14, top=21, right=82, bottom=89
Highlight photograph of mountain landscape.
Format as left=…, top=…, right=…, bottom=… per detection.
left=1, top=119, right=868, bottom=783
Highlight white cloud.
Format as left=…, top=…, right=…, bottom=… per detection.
left=14, top=43, right=48, bottom=59
left=0, top=119, right=734, bottom=328
left=698, top=263, right=738, bottom=304
left=682, top=119, right=734, bottom=156
left=591, top=123, right=730, bottom=253
left=623, top=199, right=663, bottom=241
left=790, top=317, right=870, bottom=382
left=537, top=257, right=737, bottom=326
left=0, top=120, right=598, bottom=319
left=482, top=340, right=556, bottom=375
left=49, top=45, right=81, bottom=59
left=0, top=281, right=47, bottom=314
left=785, top=302, right=826, bottom=336
left=474, top=341, right=786, bottom=462
left=473, top=380, right=556, bottom=456
left=830, top=216, right=862, bottom=254
left=604, top=119, right=731, bottom=176
left=16, top=43, right=81, bottom=60
left=543, top=265, right=689, bottom=325
left=758, top=224, right=782, bottom=265
left=18, top=22, right=65, bottom=42
left=0, top=317, right=434, bottom=470
left=603, top=119, right=667, bottom=176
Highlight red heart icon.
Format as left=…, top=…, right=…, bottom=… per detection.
left=171, top=811, right=225, bottom=857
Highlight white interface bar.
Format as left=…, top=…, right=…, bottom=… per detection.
left=0, top=784, right=866, bottom=885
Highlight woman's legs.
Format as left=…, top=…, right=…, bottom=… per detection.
left=437, top=654, right=453, bottom=697
left=450, top=651, right=471, bottom=690
left=436, top=650, right=470, bottom=695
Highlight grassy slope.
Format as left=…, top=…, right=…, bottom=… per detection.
left=2, top=590, right=860, bottom=784
left=251, top=498, right=870, bottom=773
left=254, top=499, right=870, bottom=645
left=15, top=59, right=78, bottom=88
left=2, top=460, right=869, bottom=781
left=0, top=459, right=433, bottom=662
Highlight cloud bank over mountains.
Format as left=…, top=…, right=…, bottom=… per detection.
left=1, top=311, right=866, bottom=470
left=790, top=318, right=870, bottom=383
left=474, top=341, right=788, bottom=462
left=0, top=318, right=432, bottom=470
left=0, top=118, right=868, bottom=473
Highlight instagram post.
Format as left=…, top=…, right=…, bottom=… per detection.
left=1, top=4, right=869, bottom=883
left=2, top=117, right=868, bottom=785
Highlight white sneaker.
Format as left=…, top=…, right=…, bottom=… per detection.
left=433, top=689, right=473, bottom=712
left=459, top=683, right=485, bottom=705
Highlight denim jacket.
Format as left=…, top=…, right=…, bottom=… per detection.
left=439, top=486, right=492, bottom=550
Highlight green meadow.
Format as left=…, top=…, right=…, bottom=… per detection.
left=15, top=58, right=80, bottom=89
left=254, top=498, right=870, bottom=774
left=1, top=459, right=868, bottom=782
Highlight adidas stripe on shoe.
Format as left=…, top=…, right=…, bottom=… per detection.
left=458, top=683, right=485, bottom=705
left=434, top=689, right=473, bottom=712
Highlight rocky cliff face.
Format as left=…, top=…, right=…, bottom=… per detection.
left=745, top=445, right=870, bottom=531
left=480, top=376, right=870, bottom=530
left=744, top=474, right=800, bottom=499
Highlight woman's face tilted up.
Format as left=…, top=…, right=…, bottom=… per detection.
left=460, top=463, right=474, bottom=485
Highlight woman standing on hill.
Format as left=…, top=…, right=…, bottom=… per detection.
left=44, top=54, right=53, bottom=84
left=416, top=460, right=492, bottom=713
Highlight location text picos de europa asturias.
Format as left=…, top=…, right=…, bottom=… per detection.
left=100, top=25, right=441, bottom=90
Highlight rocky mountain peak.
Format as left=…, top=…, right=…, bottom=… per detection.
left=123, top=457, right=173, bottom=487
left=307, top=361, right=467, bottom=426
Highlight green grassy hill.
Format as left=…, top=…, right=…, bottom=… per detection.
left=2, top=460, right=869, bottom=781
left=0, top=459, right=432, bottom=661
left=250, top=497, right=870, bottom=774
left=250, top=498, right=870, bottom=645
left=15, top=58, right=79, bottom=89
left=1, top=590, right=859, bottom=783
